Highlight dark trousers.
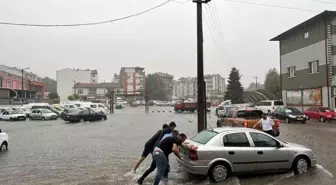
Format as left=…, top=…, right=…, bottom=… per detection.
left=138, top=155, right=170, bottom=184
left=264, top=130, right=274, bottom=136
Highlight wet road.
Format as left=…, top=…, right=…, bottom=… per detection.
left=0, top=106, right=335, bottom=185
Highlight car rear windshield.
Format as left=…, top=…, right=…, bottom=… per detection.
left=237, top=110, right=263, bottom=119
left=319, top=107, right=332, bottom=112
left=274, top=101, right=284, bottom=106
left=191, top=130, right=219, bottom=144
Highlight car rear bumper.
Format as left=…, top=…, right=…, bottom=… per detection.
left=176, top=158, right=209, bottom=175
left=289, top=117, right=307, bottom=122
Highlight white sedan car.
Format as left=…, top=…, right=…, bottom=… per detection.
left=0, top=110, right=26, bottom=121
left=0, top=129, right=8, bottom=152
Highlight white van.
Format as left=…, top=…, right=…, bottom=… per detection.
left=89, top=103, right=109, bottom=114
left=255, top=100, right=284, bottom=114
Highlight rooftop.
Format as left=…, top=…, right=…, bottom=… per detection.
left=74, top=82, right=120, bottom=89
left=154, top=72, right=173, bottom=78
left=271, top=10, right=336, bottom=41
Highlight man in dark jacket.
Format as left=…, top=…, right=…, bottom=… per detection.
left=133, top=123, right=169, bottom=172
left=136, top=122, right=176, bottom=184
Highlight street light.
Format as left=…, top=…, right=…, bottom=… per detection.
left=72, top=79, right=77, bottom=94
left=21, top=67, right=30, bottom=105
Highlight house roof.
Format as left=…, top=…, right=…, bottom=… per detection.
left=154, top=72, right=173, bottom=78
left=75, top=82, right=120, bottom=89
left=270, top=10, right=336, bottom=41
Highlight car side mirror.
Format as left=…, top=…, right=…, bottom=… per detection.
left=277, top=142, right=283, bottom=148
left=0, top=129, right=2, bottom=133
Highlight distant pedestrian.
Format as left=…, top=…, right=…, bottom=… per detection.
left=133, top=123, right=169, bottom=173
left=253, top=114, right=275, bottom=136
left=152, top=131, right=187, bottom=185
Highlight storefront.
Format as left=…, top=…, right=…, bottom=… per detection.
left=285, top=87, right=324, bottom=111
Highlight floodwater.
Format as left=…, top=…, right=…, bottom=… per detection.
left=0, top=106, right=335, bottom=185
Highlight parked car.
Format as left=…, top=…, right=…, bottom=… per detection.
left=272, top=107, right=307, bottom=123
left=64, top=109, right=107, bottom=123
left=30, top=109, right=58, bottom=120
left=0, top=110, right=26, bottom=121
left=304, top=107, right=336, bottom=122
left=0, top=129, right=8, bottom=152
left=216, top=106, right=238, bottom=118
left=177, top=127, right=317, bottom=183
left=61, top=108, right=82, bottom=120
left=255, top=100, right=284, bottom=114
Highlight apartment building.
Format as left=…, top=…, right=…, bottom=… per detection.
left=271, top=10, right=336, bottom=110
left=153, top=72, right=174, bottom=99
left=173, top=77, right=197, bottom=99
left=56, top=68, right=98, bottom=100
left=74, top=82, right=120, bottom=100
left=119, top=67, right=145, bottom=95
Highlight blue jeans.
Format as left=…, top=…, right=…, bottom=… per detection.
left=153, top=151, right=168, bottom=185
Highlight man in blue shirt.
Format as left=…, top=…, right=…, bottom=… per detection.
left=137, top=122, right=176, bottom=185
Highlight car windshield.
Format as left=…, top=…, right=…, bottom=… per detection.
left=285, top=108, right=301, bottom=113
left=9, top=110, right=24, bottom=114
left=191, top=130, right=218, bottom=144
left=236, top=110, right=263, bottom=119
left=41, top=109, right=52, bottom=113
left=319, top=107, right=332, bottom=112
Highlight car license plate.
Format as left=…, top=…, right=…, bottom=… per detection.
left=297, top=118, right=303, bottom=120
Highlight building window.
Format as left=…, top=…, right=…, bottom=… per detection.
left=309, top=61, right=319, bottom=74
left=89, top=88, right=96, bottom=95
left=7, top=80, right=11, bottom=88
left=304, top=32, right=309, bottom=39
left=92, top=79, right=95, bottom=83
left=287, top=66, right=296, bottom=78
left=92, top=74, right=95, bottom=77
left=77, top=89, right=83, bottom=94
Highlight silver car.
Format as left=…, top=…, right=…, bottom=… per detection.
left=177, top=127, right=317, bottom=182
left=30, top=109, right=58, bottom=120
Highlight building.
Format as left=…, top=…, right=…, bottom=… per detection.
left=205, top=74, right=226, bottom=96
left=271, top=10, right=336, bottom=110
left=153, top=72, right=174, bottom=99
left=173, top=77, right=197, bottom=99
left=119, top=67, right=145, bottom=96
left=112, top=74, right=120, bottom=83
left=0, top=65, right=45, bottom=104
left=74, top=82, right=120, bottom=101
left=56, top=68, right=98, bottom=100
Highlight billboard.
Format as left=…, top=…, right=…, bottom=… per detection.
left=286, top=90, right=302, bottom=105
left=302, top=88, right=322, bottom=105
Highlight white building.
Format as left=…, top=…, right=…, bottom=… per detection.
left=75, top=82, right=120, bottom=100
left=119, top=67, right=145, bottom=95
left=205, top=74, right=226, bottom=96
left=56, top=68, right=98, bottom=100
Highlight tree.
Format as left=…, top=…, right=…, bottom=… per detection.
left=48, top=92, right=59, bottom=100
left=67, top=95, right=74, bottom=101
left=146, top=74, right=168, bottom=100
left=224, top=67, right=244, bottom=103
left=264, top=68, right=281, bottom=99
left=246, top=82, right=264, bottom=91
left=73, top=94, right=80, bottom=100
left=42, top=77, right=57, bottom=93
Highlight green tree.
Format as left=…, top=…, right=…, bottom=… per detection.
left=224, top=67, right=244, bottom=103
left=146, top=74, right=167, bottom=100
left=264, top=68, right=281, bottom=99
left=73, top=94, right=80, bottom=100
left=42, top=77, right=57, bottom=93
left=48, top=92, right=59, bottom=100
left=67, top=95, right=74, bottom=101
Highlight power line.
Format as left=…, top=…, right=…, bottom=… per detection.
left=172, top=0, right=192, bottom=4
left=0, top=0, right=172, bottom=27
left=312, top=0, right=336, bottom=4
left=222, top=0, right=320, bottom=12
left=207, top=2, right=226, bottom=56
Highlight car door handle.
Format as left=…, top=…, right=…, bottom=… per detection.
left=257, top=151, right=263, bottom=155
left=228, top=151, right=235, bottom=155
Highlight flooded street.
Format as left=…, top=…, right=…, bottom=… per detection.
left=0, top=106, right=335, bottom=185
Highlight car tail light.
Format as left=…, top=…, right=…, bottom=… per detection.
left=244, top=121, right=248, bottom=127
left=189, top=150, right=198, bottom=161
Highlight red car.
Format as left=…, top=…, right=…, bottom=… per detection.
left=304, top=107, right=336, bottom=122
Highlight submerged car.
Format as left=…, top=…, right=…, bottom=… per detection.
left=29, top=109, right=58, bottom=120
left=304, top=107, right=336, bottom=122
left=0, top=129, right=8, bottom=152
left=272, top=107, right=307, bottom=123
left=177, top=127, right=316, bottom=183
left=65, top=109, right=107, bottom=123
left=0, top=110, right=26, bottom=121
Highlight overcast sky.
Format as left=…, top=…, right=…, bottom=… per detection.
left=0, top=0, right=334, bottom=87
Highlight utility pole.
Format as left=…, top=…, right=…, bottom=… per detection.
left=21, top=69, right=24, bottom=106
left=253, top=76, right=258, bottom=90
left=109, top=90, right=114, bottom=114
left=193, top=0, right=211, bottom=133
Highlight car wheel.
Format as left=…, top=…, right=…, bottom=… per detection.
left=41, top=117, right=45, bottom=120
left=208, top=162, right=230, bottom=182
left=285, top=118, right=290, bottom=124
left=80, top=118, right=85, bottom=123
left=320, top=117, right=325, bottom=122
left=9, top=118, right=13, bottom=121
left=293, top=156, right=310, bottom=175
left=0, top=141, right=8, bottom=152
